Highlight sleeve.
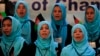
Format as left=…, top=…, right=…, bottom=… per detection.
left=0, top=47, right=4, bottom=56
left=28, top=43, right=36, bottom=56
left=18, top=42, right=29, bottom=56
left=0, top=38, right=4, bottom=56
left=97, top=47, right=100, bottom=55
left=30, top=20, right=37, bottom=43
left=65, top=24, right=72, bottom=46
left=56, top=43, right=61, bottom=56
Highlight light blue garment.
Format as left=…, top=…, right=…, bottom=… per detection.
left=61, top=24, right=95, bottom=56
left=0, top=16, right=25, bottom=56
left=14, top=0, right=31, bottom=44
left=35, top=21, right=57, bottom=56
left=51, top=3, right=67, bottom=48
left=84, top=5, right=100, bottom=41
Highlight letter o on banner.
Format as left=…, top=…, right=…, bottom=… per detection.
left=32, top=1, right=41, bottom=11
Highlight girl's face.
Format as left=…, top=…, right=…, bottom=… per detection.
left=86, top=7, right=95, bottom=22
left=73, top=28, right=83, bottom=42
left=16, top=3, right=26, bottom=18
left=39, top=24, right=50, bottom=39
left=2, top=19, right=12, bottom=36
left=53, top=6, right=62, bottom=21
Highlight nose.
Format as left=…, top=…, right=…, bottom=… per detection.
left=55, top=11, right=59, bottom=15
left=43, top=29, right=46, bottom=32
left=88, top=13, right=91, bottom=17
left=76, top=32, right=80, bottom=35
left=20, top=8, right=24, bottom=11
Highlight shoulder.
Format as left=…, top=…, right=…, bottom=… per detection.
left=53, top=42, right=58, bottom=48
left=86, top=46, right=95, bottom=54
left=89, top=46, right=95, bottom=52
left=14, top=37, right=25, bottom=48
left=66, top=24, right=72, bottom=34
left=61, top=44, right=72, bottom=56
left=16, top=37, right=25, bottom=43
left=29, top=43, right=36, bottom=48
left=29, top=20, right=35, bottom=30
left=29, top=20, right=35, bottom=25
left=67, top=24, right=72, bottom=29
left=28, top=43, right=36, bottom=56
left=18, top=42, right=29, bottom=56
left=23, top=42, right=28, bottom=47
left=0, top=47, right=4, bottom=56
left=21, top=42, right=29, bottom=51
left=28, top=43, right=36, bottom=52
left=62, top=44, right=72, bottom=51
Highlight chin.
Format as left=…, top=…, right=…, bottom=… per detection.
left=42, top=36, right=48, bottom=39
left=75, top=39, right=82, bottom=42
left=55, top=19, right=61, bottom=21
left=6, top=34, right=10, bottom=36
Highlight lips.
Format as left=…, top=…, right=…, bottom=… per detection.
left=20, top=12, right=24, bottom=15
left=88, top=17, right=93, bottom=20
left=4, top=31, right=9, bottom=33
left=4, top=31, right=10, bottom=35
left=42, top=33, right=47, bottom=35
left=76, top=36, right=81, bottom=38
left=55, top=16, right=59, bottom=17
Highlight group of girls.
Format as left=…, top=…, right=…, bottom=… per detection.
left=0, top=0, right=100, bottom=56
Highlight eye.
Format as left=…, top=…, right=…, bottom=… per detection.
left=90, top=12, right=94, bottom=15
left=74, top=31, right=76, bottom=33
left=40, top=27, right=43, bottom=30
left=22, top=6, right=26, bottom=9
left=53, top=10, right=57, bottom=13
left=45, top=26, right=48, bottom=29
left=58, top=10, right=61, bottom=13
left=7, top=24, right=12, bottom=27
left=79, top=30, right=82, bottom=32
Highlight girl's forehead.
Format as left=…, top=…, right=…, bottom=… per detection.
left=3, top=19, right=11, bottom=23
left=18, top=3, right=25, bottom=6
left=74, top=28, right=83, bottom=32
left=41, top=24, right=48, bottom=27
left=54, top=5, right=60, bottom=8
left=40, top=24, right=49, bottom=29
left=75, top=28, right=81, bottom=30
left=54, top=5, right=61, bottom=10
left=86, top=6, right=94, bottom=11
left=3, top=18, right=12, bottom=23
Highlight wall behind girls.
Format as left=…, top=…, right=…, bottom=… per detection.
left=10, top=0, right=100, bottom=25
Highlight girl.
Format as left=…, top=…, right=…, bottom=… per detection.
left=0, top=16, right=28, bottom=56
left=84, top=5, right=100, bottom=54
left=29, top=21, right=57, bottom=56
left=61, top=24, right=95, bottom=56
left=14, top=0, right=36, bottom=44
left=51, top=3, right=72, bottom=48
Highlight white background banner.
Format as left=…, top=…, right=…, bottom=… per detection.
left=10, top=0, right=100, bottom=25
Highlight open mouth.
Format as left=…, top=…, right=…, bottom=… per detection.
left=20, top=12, right=24, bottom=15
left=88, top=18, right=93, bottom=20
left=42, top=33, right=47, bottom=35
left=4, top=31, right=10, bottom=34
left=55, top=16, right=60, bottom=18
left=76, top=36, right=81, bottom=39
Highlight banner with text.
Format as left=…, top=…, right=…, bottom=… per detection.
left=10, top=0, right=100, bottom=25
